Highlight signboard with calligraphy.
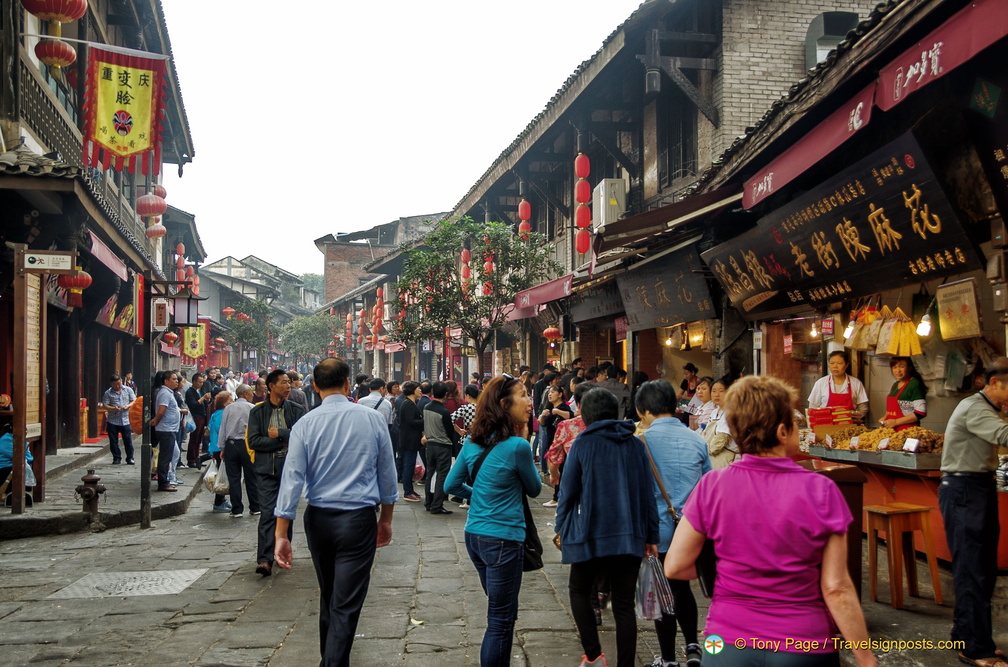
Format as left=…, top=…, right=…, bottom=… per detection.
left=616, top=247, right=715, bottom=332
left=936, top=278, right=982, bottom=340
left=962, top=41, right=1008, bottom=224
left=570, top=281, right=624, bottom=322
left=701, top=133, right=981, bottom=319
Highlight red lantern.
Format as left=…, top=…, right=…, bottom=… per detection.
left=145, top=222, right=166, bottom=239
left=214, top=337, right=227, bottom=346
left=376, top=287, right=383, bottom=299
left=461, top=265, right=471, bottom=279
left=575, top=203, right=591, bottom=229
left=357, top=335, right=364, bottom=344
left=174, top=256, right=184, bottom=270
left=147, top=184, right=168, bottom=199
left=184, top=265, right=195, bottom=278
left=518, top=221, right=532, bottom=240
left=543, top=326, right=563, bottom=341
left=192, top=275, right=200, bottom=286
left=222, top=307, right=235, bottom=318
left=57, top=267, right=92, bottom=308
left=35, top=39, right=76, bottom=72
left=238, top=312, right=248, bottom=321
left=575, top=178, right=591, bottom=205
left=346, top=313, right=352, bottom=322
left=21, top=0, right=87, bottom=23
left=175, top=242, right=185, bottom=256
left=483, top=281, right=493, bottom=296
left=575, top=153, right=590, bottom=179
left=518, top=199, right=531, bottom=221
left=576, top=229, right=592, bottom=254
left=483, top=261, right=493, bottom=274
left=359, top=308, right=366, bottom=319
left=162, top=331, right=178, bottom=344
left=461, top=248, right=471, bottom=263
left=399, top=309, right=406, bottom=320
left=175, top=268, right=185, bottom=281
left=136, top=192, right=167, bottom=219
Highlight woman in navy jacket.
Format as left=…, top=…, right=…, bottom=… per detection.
left=554, top=387, right=659, bottom=667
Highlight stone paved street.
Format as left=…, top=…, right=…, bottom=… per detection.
left=0, top=454, right=1005, bottom=666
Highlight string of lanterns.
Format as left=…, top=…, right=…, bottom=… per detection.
left=21, top=0, right=87, bottom=78
left=574, top=152, right=592, bottom=255
left=518, top=198, right=532, bottom=240
left=460, top=247, right=471, bottom=295
left=140, top=184, right=168, bottom=239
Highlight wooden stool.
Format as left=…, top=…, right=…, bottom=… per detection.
left=864, top=502, right=942, bottom=609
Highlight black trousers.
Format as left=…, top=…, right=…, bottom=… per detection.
left=255, top=454, right=292, bottom=565
left=304, top=505, right=378, bottom=667
left=654, top=551, right=699, bottom=660
left=107, top=423, right=134, bottom=462
left=154, top=431, right=176, bottom=488
left=569, top=554, right=640, bottom=667
left=224, top=438, right=259, bottom=515
left=938, top=475, right=1000, bottom=659
left=424, top=442, right=452, bottom=511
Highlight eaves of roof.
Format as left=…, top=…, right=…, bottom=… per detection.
left=163, top=205, right=207, bottom=261
left=149, top=0, right=195, bottom=167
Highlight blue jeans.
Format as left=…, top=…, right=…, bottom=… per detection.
left=465, top=532, right=524, bottom=667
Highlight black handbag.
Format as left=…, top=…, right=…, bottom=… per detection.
left=641, top=435, right=717, bottom=597
left=471, top=442, right=544, bottom=572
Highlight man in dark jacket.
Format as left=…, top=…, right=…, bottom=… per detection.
left=422, top=382, right=460, bottom=515
left=184, top=373, right=212, bottom=467
left=247, top=369, right=306, bottom=576
left=397, top=381, right=425, bottom=502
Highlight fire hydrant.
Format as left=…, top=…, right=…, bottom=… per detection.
left=76, top=468, right=106, bottom=514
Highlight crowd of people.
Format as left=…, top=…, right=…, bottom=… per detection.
left=116, top=354, right=1008, bottom=667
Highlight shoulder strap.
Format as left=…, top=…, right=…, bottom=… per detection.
left=369, top=396, right=382, bottom=411
left=469, top=441, right=495, bottom=485
left=639, top=434, right=680, bottom=522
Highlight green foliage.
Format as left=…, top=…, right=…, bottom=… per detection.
left=280, top=312, right=338, bottom=361
left=300, top=273, right=324, bottom=295
left=393, top=216, right=559, bottom=372
left=227, top=300, right=274, bottom=351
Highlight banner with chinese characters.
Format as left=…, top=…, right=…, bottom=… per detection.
left=616, top=247, right=715, bottom=332
left=181, top=322, right=207, bottom=362
left=82, top=47, right=168, bottom=174
left=701, top=133, right=981, bottom=319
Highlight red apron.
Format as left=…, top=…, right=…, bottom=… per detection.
left=885, top=381, right=914, bottom=431
left=825, top=377, right=855, bottom=411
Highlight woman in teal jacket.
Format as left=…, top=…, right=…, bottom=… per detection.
left=445, top=375, right=541, bottom=667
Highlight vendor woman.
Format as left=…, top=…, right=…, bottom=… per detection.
left=879, top=356, right=928, bottom=431
left=807, top=350, right=869, bottom=421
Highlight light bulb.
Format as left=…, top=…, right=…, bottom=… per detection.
left=843, top=320, right=855, bottom=339
left=916, top=313, right=932, bottom=337
left=810, top=321, right=819, bottom=337
left=665, top=337, right=673, bottom=347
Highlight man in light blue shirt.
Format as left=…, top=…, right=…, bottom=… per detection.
left=274, top=358, right=397, bottom=666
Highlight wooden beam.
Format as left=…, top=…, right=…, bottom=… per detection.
left=656, top=30, right=719, bottom=45
left=592, top=129, right=639, bottom=180
left=530, top=180, right=569, bottom=218
left=660, top=56, right=718, bottom=72
left=659, top=58, right=720, bottom=128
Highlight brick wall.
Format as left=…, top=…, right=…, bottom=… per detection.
left=322, top=243, right=390, bottom=302
left=716, top=0, right=873, bottom=157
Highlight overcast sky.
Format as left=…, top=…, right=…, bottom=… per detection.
left=160, top=0, right=644, bottom=275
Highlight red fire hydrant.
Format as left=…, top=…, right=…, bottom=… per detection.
left=75, top=468, right=106, bottom=514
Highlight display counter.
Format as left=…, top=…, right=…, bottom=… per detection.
left=811, top=450, right=1008, bottom=569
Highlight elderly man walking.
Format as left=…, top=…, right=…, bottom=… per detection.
left=274, top=358, right=398, bottom=666
left=218, top=384, right=259, bottom=518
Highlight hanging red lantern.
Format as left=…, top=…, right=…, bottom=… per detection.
left=136, top=192, right=168, bottom=219
left=543, top=326, right=563, bottom=341
left=575, top=178, right=591, bottom=205
left=461, top=248, right=471, bottom=263
left=175, top=242, right=185, bottom=256
left=376, top=287, right=384, bottom=299
left=575, top=153, right=590, bottom=179
left=184, top=265, right=194, bottom=278
left=357, top=335, right=364, bottom=344
left=57, top=267, right=92, bottom=308
left=35, top=39, right=76, bottom=73
left=222, top=307, right=235, bottom=318
left=175, top=268, right=185, bottom=282
left=484, top=261, right=493, bottom=274
left=192, top=275, right=200, bottom=286
left=359, top=308, right=366, bottom=319
left=575, top=203, right=591, bottom=229
left=518, top=199, right=531, bottom=221
left=214, top=336, right=227, bottom=346
left=576, top=229, right=592, bottom=254
left=483, top=281, right=493, bottom=296
left=21, top=0, right=88, bottom=23
left=162, top=331, right=178, bottom=344
left=175, top=256, right=185, bottom=269
left=518, top=221, right=532, bottom=240
left=144, top=222, right=166, bottom=239
left=146, top=184, right=168, bottom=199
left=461, top=265, right=471, bottom=279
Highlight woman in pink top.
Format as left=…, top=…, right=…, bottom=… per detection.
left=664, top=375, right=876, bottom=667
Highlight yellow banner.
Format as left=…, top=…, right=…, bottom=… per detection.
left=183, top=323, right=206, bottom=359
left=92, top=59, right=156, bottom=157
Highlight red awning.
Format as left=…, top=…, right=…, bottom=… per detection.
left=506, top=303, right=544, bottom=321
left=877, top=0, right=1008, bottom=111
left=514, top=274, right=573, bottom=309
left=385, top=341, right=405, bottom=353
left=88, top=231, right=128, bottom=281
left=744, top=82, right=875, bottom=209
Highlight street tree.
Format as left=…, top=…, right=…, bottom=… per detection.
left=280, top=312, right=337, bottom=365
left=393, top=216, right=559, bottom=376
left=227, top=300, right=275, bottom=364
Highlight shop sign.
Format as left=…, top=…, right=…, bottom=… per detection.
left=570, top=281, right=623, bottom=322
left=615, top=316, right=628, bottom=342
left=820, top=318, right=834, bottom=336
left=783, top=334, right=793, bottom=355
left=936, top=278, right=982, bottom=341
left=701, top=133, right=981, bottom=319
left=616, top=247, right=715, bottom=332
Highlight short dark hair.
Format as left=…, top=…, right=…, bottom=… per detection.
left=606, top=366, right=620, bottom=379
left=265, top=369, right=287, bottom=390
left=314, top=358, right=350, bottom=390
left=828, top=350, right=849, bottom=365
left=543, top=372, right=558, bottom=385
left=387, top=380, right=400, bottom=393
left=572, top=357, right=583, bottom=366
left=464, top=384, right=480, bottom=399
left=369, top=377, right=386, bottom=391
left=420, top=381, right=432, bottom=395
left=110, top=374, right=121, bottom=383
left=354, top=373, right=369, bottom=386
left=541, top=363, right=556, bottom=372
left=984, top=358, right=1008, bottom=383
left=580, top=388, right=619, bottom=425
left=432, top=381, right=448, bottom=399
left=570, top=376, right=585, bottom=387
left=287, top=370, right=300, bottom=382
left=634, top=380, right=676, bottom=417
left=191, top=372, right=204, bottom=382
left=572, top=381, right=596, bottom=405
left=402, top=381, right=420, bottom=396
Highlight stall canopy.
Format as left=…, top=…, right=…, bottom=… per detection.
left=514, top=274, right=573, bottom=309
left=88, top=231, right=128, bottom=281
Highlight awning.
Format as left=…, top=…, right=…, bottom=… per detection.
left=385, top=341, right=405, bottom=353
left=506, top=303, right=544, bottom=321
left=593, top=186, right=741, bottom=255
left=877, top=0, right=1008, bottom=111
left=744, top=82, right=875, bottom=209
left=88, top=231, right=128, bottom=281
left=514, top=274, right=573, bottom=309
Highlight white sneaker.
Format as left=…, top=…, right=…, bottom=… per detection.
left=650, top=656, right=679, bottom=667
left=459, top=500, right=469, bottom=509
left=543, top=499, right=558, bottom=507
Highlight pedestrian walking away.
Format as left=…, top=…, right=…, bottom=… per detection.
left=274, top=357, right=398, bottom=667
left=219, top=384, right=260, bottom=517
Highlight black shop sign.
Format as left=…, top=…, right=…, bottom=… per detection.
left=617, top=247, right=715, bottom=332
left=701, top=133, right=981, bottom=319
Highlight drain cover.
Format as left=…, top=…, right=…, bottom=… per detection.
left=48, top=569, right=208, bottom=599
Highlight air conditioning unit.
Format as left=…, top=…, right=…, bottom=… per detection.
left=592, top=178, right=626, bottom=229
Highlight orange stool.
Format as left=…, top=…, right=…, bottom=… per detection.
left=864, top=502, right=942, bottom=609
